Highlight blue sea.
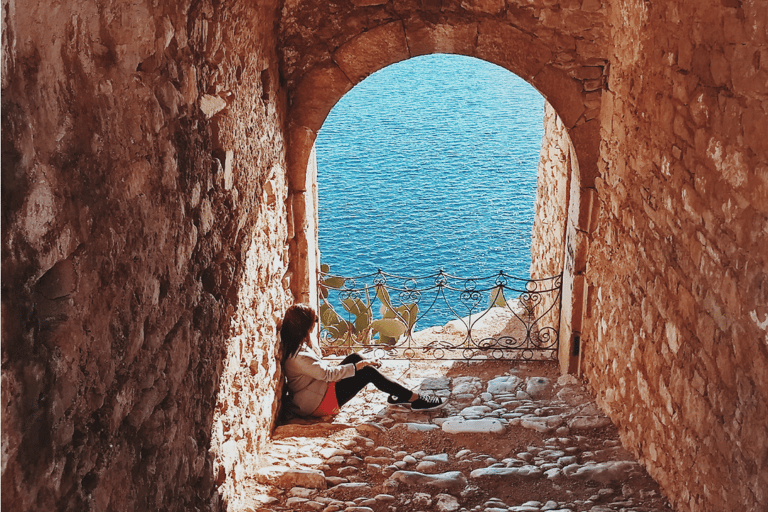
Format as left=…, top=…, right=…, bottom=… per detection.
left=316, top=54, right=544, bottom=283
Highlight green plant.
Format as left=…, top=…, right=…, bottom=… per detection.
left=318, top=265, right=374, bottom=349
left=341, top=295, right=373, bottom=344
left=373, top=286, right=418, bottom=345
left=319, top=301, right=349, bottom=341
left=318, top=263, right=345, bottom=299
left=317, top=265, right=419, bottom=348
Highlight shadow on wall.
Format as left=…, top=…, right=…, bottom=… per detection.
left=0, top=0, right=306, bottom=504
left=1, top=109, right=248, bottom=509
left=0, top=0, right=287, bottom=503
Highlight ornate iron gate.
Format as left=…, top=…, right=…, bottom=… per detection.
left=318, top=267, right=562, bottom=361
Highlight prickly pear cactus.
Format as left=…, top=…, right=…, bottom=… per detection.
left=374, top=286, right=418, bottom=344
left=317, top=266, right=420, bottom=348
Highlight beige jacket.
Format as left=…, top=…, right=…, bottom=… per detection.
left=284, top=345, right=356, bottom=415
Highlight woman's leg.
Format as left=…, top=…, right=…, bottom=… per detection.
left=334, top=353, right=413, bottom=407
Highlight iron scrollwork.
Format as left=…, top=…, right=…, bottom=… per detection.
left=318, top=267, right=563, bottom=361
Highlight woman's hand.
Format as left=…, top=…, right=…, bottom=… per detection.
left=355, top=359, right=381, bottom=371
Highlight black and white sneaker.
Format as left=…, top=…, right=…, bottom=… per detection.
left=387, top=394, right=445, bottom=410
left=387, top=394, right=412, bottom=406
left=411, top=395, right=445, bottom=411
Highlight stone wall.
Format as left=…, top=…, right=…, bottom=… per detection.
left=1, top=0, right=290, bottom=510
left=581, top=1, right=768, bottom=511
left=4, top=0, right=767, bottom=511
left=530, top=102, right=573, bottom=280
left=530, top=101, right=584, bottom=373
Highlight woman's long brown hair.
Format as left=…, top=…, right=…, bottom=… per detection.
left=280, top=303, right=317, bottom=362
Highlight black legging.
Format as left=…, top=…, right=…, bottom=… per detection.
left=334, top=353, right=413, bottom=407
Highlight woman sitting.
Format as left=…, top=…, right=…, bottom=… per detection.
left=281, top=303, right=444, bottom=417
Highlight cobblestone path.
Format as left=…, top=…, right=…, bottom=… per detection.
left=238, top=360, right=673, bottom=512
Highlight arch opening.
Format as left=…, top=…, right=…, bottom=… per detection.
left=284, top=22, right=604, bottom=340
left=315, top=53, right=545, bottom=281
left=298, top=54, right=575, bottom=364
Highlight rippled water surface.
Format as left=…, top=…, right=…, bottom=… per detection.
left=316, top=54, right=544, bottom=281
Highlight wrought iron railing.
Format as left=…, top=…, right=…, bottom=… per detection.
left=318, top=267, right=562, bottom=360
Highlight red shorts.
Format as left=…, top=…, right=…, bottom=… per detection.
left=311, top=382, right=340, bottom=416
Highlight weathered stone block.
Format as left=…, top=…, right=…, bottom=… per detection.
left=476, top=21, right=552, bottom=80
left=461, top=0, right=505, bottom=15
left=568, top=66, right=603, bottom=80
left=289, top=64, right=353, bottom=134
left=729, top=44, right=768, bottom=96
left=256, top=466, right=327, bottom=489
left=200, top=94, right=228, bottom=118
left=333, top=22, right=410, bottom=84
left=405, top=21, right=478, bottom=57
left=36, top=258, right=77, bottom=300
left=391, top=470, right=468, bottom=492
left=287, top=125, right=317, bottom=192
left=581, top=0, right=602, bottom=13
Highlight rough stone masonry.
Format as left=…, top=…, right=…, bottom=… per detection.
left=2, top=1, right=766, bottom=512
left=2, top=0, right=291, bottom=509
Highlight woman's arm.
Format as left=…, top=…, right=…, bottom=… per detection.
left=289, top=350, right=356, bottom=383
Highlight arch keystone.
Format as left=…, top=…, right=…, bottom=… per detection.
left=332, top=22, right=410, bottom=84
left=404, top=20, right=478, bottom=57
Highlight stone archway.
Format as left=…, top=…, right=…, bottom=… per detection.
left=5, top=0, right=766, bottom=509
left=284, top=17, right=605, bottom=194
left=279, top=3, right=609, bottom=372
